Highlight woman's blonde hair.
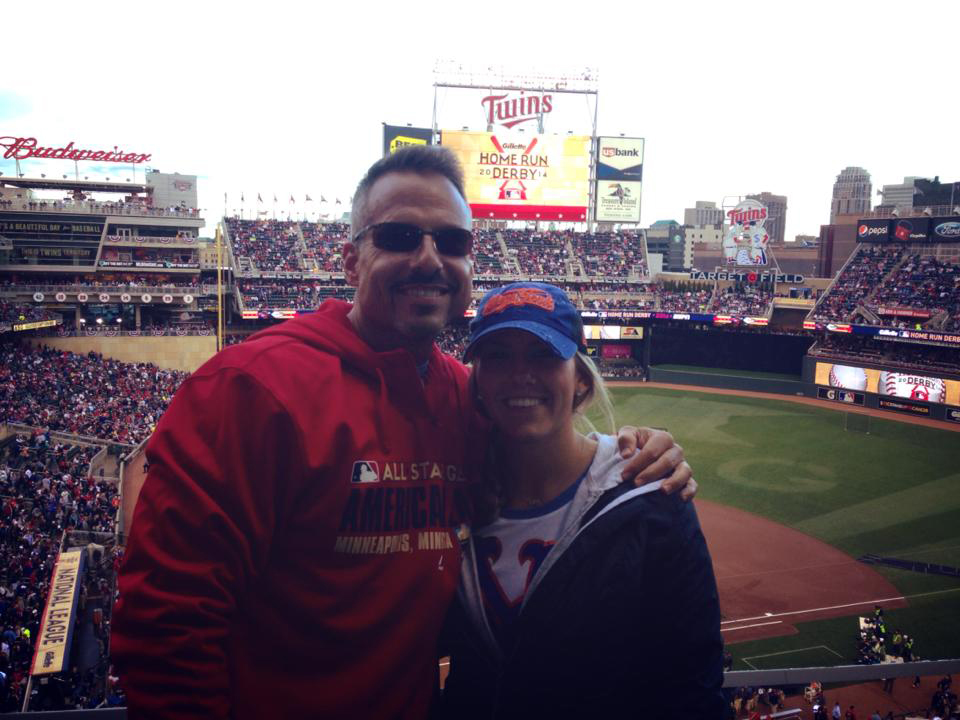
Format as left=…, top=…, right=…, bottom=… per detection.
left=572, top=351, right=615, bottom=436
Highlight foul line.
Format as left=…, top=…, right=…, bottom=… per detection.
left=742, top=644, right=844, bottom=670
left=721, top=586, right=960, bottom=627
left=745, top=644, right=843, bottom=662
left=722, top=620, right=782, bottom=633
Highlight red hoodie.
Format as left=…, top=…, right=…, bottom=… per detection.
left=112, top=300, right=478, bottom=719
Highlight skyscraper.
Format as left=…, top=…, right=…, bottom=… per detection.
left=830, top=167, right=871, bottom=222
left=745, top=192, right=787, bottom=244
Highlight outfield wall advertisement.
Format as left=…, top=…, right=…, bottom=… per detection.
left=815, top=361, right=960, bottom=406
left=440, top=130, right=590, bottom=221
left=595, top=137, right=644, bottom=223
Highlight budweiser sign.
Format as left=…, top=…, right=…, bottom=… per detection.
left=0, top=136, right=151, bottom=164
left=481, top=92, right=553, bottom=129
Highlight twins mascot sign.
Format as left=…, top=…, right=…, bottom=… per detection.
left=723, top=199, right=770, bottom=266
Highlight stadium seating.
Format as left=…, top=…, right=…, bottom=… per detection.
left=226, top=218, right=303, bottom=272
left=656, top=285, right=714, bottom=313
left=0, top=431, right=116, bottom=712
left=864, top=253, right=960, bottom=330
left=811, top=245, right=904, bottom=323
left=0, top=344, right=187, bottom=444
left=568, top=230, right=644, bottom=278
left=301, top=222, right=348, bottom=273
left=472, top=229, right=505, bottom=275
left=0, top=301, right=59, bottom=326
left=711, top=283, right=774, bottom=317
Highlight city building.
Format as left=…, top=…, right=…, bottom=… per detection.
left=879, top=177, right=924, bottom=211
left=683, top=200, right=724, bottom=228
left=745, top=191, right=787, bottom=245
left=911, top=177, right=960, bottom=211
left=685, top=225, right=723, bottom=246
left=645, top=220, right=692, bottom=272
left=829, top=167, right=871, bottom=223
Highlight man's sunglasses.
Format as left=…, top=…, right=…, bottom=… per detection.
left=353, top=222, right=473, bottom=257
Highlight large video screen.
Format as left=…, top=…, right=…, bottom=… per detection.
left=440, top=130, right=590, bottom=221
left=815, top=362, right=960, bottom=406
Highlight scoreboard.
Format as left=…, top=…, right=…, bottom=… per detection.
left=440, top=130, right=590, bottom=221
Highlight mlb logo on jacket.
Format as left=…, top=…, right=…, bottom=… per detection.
left=351, top=461, right=379, bottom=484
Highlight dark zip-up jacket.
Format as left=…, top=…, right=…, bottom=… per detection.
left=438, top=475, right=725, bottom=720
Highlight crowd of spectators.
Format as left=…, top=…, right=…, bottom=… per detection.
left=1, top=302, right=59, bottom=327
left=0, top=197, right=198, bottom=219
left=711, top=283, right=774, bottom=317
left=810, top=335, right=960, bottom=375
left=0, top=344, right=187, bottom=444
left=435, top=324, right=470, bottom=360
left=597, top=361, right=645, bottom=379
left=1, top=275, right=201, bottom=291
left=655, top=284, right=714, bottom=313
left=0, top=430, right=115, bottom=711
left=226, top=218, right=303, bottom=272
left=472, top=229, right=505, bottom=275
left=502, top=229, right=570, bottom=276
left=581, top=296, right=652, bottom=311
left=239, top=280, right=354, bottom=310
left=812, top=245, right=904, bottom=323
left=301, top=222, right=348, bottom=273
left=568, top=231, right=644, bottom=278
left=864, top=253, right=960, bottom=330
left=729, top=685, right=785, bottom=718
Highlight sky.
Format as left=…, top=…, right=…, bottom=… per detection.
left=1, top=0, right=958, bottom=242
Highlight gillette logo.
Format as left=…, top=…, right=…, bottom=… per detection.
left=602, top=147, right=640, bottom=158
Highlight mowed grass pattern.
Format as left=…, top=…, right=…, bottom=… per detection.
left=597, top=385, right=960, bottom=667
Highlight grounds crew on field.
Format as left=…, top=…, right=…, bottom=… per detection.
left=111, top=146, right=696, bottom=719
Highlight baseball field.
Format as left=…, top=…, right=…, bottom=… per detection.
left=598, top=382, right=960, bottom=670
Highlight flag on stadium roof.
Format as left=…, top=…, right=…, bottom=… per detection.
left=306, top=194, right=313, bottom=202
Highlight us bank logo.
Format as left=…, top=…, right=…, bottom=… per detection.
left=351, top=461, right=379, bottom=484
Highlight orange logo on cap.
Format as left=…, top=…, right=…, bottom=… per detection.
left=483, top=288, right=555, bottom=317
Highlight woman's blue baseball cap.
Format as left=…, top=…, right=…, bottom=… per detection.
left=463, top=282, right=587, bottom=362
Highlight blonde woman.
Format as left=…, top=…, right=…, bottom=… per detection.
left=439, top=282, right=725, bottom=719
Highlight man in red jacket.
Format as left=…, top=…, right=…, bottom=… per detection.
left=112, top=146, right=693, bottom=719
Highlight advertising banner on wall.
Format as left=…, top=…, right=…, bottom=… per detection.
left=30, top=548, right=84, bottom=676
left=814, top=361, right=959, bottom=406
left=595, top=137, right=644, bottom=224
left=857, top=217, right=960, bottom=244
left=440, top=130, right=590, bottom=221
left=596, top=180, right=642, bottom=222
left=596, top=137, right=644, bottom=181
left=382, top=125, right=433, bottom=157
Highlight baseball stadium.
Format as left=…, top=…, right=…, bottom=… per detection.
left=1, top=66, right=959, bottom=719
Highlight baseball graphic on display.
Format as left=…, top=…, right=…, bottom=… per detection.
left=829, top=365, right=867, bottom=390
left=878, top=371, right=945, bottom=403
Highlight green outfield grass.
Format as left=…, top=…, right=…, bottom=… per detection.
left=595, top=386, right=960, bottom=667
